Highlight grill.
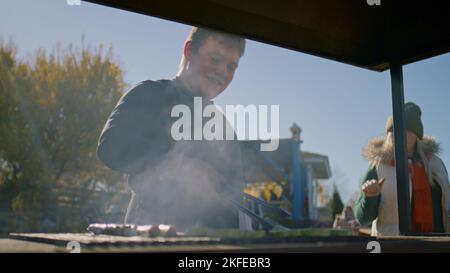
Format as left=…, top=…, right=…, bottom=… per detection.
left=8, top=230, right=450, bottom=253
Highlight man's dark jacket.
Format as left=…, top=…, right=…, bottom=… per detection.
left=97, top=79, right=243, bottom=230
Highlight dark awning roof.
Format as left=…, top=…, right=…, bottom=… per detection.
left=84, top=0, right=450, bottom=71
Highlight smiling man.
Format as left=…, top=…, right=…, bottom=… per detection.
left=176, top=28, right=241, bottom=99
left=97, top=27, right=246, bottom=230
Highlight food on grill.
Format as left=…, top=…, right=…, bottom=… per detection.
left=87, top=224, right=136, bottom=236
left=156, top=224, right=177, bottom=237
left=135, top=224, right=177, bottom=237
left=269, top=228, right=355, bottom=237
left=134, top=225, right=160, bottom=237
left=185, top=227, right=355, bottom=238
left=185, top=227, right=266, bottom=239
left=87, top=224, right=177, bottom=237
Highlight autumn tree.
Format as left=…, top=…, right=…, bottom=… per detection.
left=0, top=39, right=128, bottom=232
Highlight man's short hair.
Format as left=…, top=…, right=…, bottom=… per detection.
left=178, top=27, right=246, bottom=73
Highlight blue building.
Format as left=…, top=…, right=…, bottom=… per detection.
left=239, top=123, right=332, bottom=226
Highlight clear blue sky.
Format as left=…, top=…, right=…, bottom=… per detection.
left=2, top=0, right=450, bottom=203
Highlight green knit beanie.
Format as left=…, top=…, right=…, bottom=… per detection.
left=385, top=102, right=423, bottom=139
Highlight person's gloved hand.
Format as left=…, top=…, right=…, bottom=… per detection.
left=362, top=178, right=385, bottom=197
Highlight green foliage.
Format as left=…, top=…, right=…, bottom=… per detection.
left=0, top=39, right=129, bottom=233
left=329, top=184, right=344, bottom=221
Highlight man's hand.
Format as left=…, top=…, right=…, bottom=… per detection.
left=362, top=178, right=385, bottom=197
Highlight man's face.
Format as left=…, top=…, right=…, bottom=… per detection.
left=186, top=36, right=241, bottom=99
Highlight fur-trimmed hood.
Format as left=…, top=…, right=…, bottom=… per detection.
left=364, top=135, right=441, bottom=164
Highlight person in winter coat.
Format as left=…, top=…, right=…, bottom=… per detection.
left=354, top=102, right=450, bottom=236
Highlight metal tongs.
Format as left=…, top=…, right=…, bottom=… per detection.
left=221, top=184, right=290, bottom=232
